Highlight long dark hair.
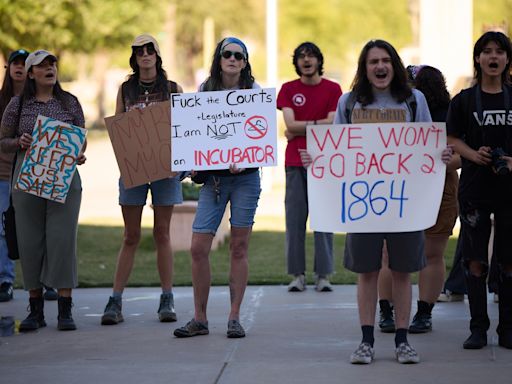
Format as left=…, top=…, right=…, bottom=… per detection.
left=202, top=38, right=255, bottom=91
left=0, top=63, right=16, bottom=119
left=292, top=42, right=324, bottom=76
left=414, top=66, right=450, bottom=111
left=351, top=39, right=412, bottom=106
left=473, top=31, right=512, bottom=85
left=124, top=42, right=169, bottom=102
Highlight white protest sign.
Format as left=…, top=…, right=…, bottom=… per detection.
left=15, top=115, right=87, bottom=203
left=307, top=122, right=447, bottom=233
left=170, top=88, right=277, bottom=171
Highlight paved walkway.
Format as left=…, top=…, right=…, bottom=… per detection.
left=0, top=286, right=510, bottom=384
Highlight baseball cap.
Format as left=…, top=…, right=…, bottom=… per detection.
left=8, top=49, right=29, bottom=64
left=25, top=50, right=57, bottom=72
left=132, top=34, right=161, bottom=57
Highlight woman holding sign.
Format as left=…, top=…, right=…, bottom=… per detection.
left=173, top=37, right=261, bottom=339
left=0, top=50, right=86, bottom=331
left=101, top=34, right=184, bottom=326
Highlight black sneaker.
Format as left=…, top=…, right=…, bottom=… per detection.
left=101, top=296, right=124, bottom=325
left=463, top=330, right=487, bottom=349
left=378, top=300, right=395, bottom=333
left=227, top=319, right=245, bottom=338
left=409, top=301, right=434, bottom=333
left=0, top=282, right=14, bottom=302
left=158, top=293, right=177, bottom=322
left=174, top=319, right=209, bottom=338
left=43, top=286, right=58, bottom=301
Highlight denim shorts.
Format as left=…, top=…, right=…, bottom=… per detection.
left=193, top=171, right=261, bottom=235
left=119, top=176, right=183, bottom=206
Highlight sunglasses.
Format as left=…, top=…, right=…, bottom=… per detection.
left=221, top=50, right=245, bottom=61
left=134, top=44, right=156, bottom=57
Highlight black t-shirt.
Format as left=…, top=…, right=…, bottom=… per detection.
left=447, top=85, right=512, bottom=204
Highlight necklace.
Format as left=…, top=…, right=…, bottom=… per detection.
left=138, top=80, right=156, bottom=103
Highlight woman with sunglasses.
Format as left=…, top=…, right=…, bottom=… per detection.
left=101, top=34, right=184, bottom=326
left=174, top=37, right=261, bottom=338
left=0, top=50, right=86, bottom=331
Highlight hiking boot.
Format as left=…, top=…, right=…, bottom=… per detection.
left=463, top=330, right=487, bottom=349
left=101, top=296, right=123, bottom=325
left=57, top=296, right=76, bottom=331
left=173, top=318, right=209, bottom=338
left=349, top=342, right=375, bottom=364
left=437, top=290, right=464, bottom=302
left=43, top=286, right=58, bottom=301
left=315, top=277, right=333, bottom=292
left=409, top=301, right=434, bottom=333
left=227, top=319, right=245, bottom=338
left=158, top=293, right=177, bottom=322
left=19, top=297, right=46, bottom=332
left=378, top=300, right=395, bottom=333
left=0, top=282, right=14, bottom=302
left=287, top=274, right=305, bottom=292
left=395, top=342, right=420, bottom=364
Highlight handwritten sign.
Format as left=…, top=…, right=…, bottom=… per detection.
left=15, top=115, right=86, bottom=203
left=105, top=101, right=175, bottom=189
left=170, top=88, right=277, bottom=171
left=307, top=122, right=447, bottom=233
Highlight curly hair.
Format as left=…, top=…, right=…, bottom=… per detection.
left=292, top=42, right=324, bottom=76
left=413, top=66, right=450, bottom=111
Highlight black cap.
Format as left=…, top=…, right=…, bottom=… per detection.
left=8, top=49, right=30, bottom=64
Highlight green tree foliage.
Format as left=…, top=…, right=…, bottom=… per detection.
left=474, top=0, right=512, bottom=37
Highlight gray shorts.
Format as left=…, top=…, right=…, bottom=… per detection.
left=344, top=231, right=425, bottom=273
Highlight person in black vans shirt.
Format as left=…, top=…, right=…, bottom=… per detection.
left=447, top=31, right=512, bottom=350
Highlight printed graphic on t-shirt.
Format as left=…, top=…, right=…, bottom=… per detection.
left=292, top=93, right=306, bottom=107
left=126, top=91, right=164, bottom=111
left=472, top=110, right=512, bottom=126
left=351, top=108, right=406, bottom=123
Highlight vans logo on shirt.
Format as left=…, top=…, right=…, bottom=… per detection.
left=473, top=110, right=512, bottom=126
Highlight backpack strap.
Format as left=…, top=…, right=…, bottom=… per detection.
left=344, top=92, right=357, bottom=124
left=168, top=80, right=178, bottom=94
left=405, top=93, right=417, bottom=122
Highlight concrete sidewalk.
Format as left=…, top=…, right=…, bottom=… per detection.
left=0, top=286, right=510, bottom=384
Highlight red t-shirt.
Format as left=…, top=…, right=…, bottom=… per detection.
left=277, top=78, right=342, bottom=166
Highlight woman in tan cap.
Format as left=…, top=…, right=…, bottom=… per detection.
left=101, top=34, right=184, bottom=326
left=0, top=49, right=86, bottom=331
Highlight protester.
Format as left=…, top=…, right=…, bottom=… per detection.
left=333, top=39, right=433, bottom=364
left=0, top=49, right=28, bottom=303
left=447, top=31, right=512, bottom=349
left=0, top=50, right=86, bottom=330
left=277, top=42, right=342, bottom=292
left=101, top=34, right=184, bottom=325
left=173, top=37, right=261, bottom=338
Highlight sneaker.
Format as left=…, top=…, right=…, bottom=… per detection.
left=288, top=274, right=305, bottom=292
left=409, top=312, right=432, bottom=333
left=227, top=319, right=245, bottom=338
left=463, top=330, right=487, bottom=349
left=43, top=286, right=58, bottom=301
left=350, top=342, right=375, bottom=364
left=437, top=290, right=464, bottom=302
left=0, top=282, right=14, bottom=302
left=395, top=342, right=420, bottom=364
left=174, top=318, right=209, bottom=338
left=101, top=296, right=124, bottom=325
left=315, top=277, right=333, bottom=292
left=157, top=293, right=177, bottom=322
left=378, top=300, right=395, bottom=333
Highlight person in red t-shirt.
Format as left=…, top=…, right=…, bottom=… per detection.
left=277, top=42, right=342, bottom=292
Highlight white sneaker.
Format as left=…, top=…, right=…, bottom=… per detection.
left=287, top=274, right=305, bottom=292
left=437, top=290, right=464, bottom=302
left=315, top=277, right=333, bottom=292
left=350, top=342, right=375, bottom=364
left=395, top=342, right=420, bottom=364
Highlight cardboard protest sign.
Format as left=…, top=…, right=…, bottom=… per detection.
left=307, top=122, right=447, bottom=233
left=15, top=115, right=87, bottom=203
left=105, top=100, right=175, bottom=188
left=169, top=88, right=277, bottom=171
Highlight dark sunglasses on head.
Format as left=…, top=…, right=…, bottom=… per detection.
left=221, top=50, right=245, bottom=61
left=134, top=44, right=156, bottom=57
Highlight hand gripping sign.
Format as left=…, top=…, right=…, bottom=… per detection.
left=307, top=122, right=447, bottom=233
left=15, top=115, right=87, bottom=203
left=169, top=88, right=277, bottom=171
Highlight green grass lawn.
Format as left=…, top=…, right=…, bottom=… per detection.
left=14, top=225, right=458, bottom=288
